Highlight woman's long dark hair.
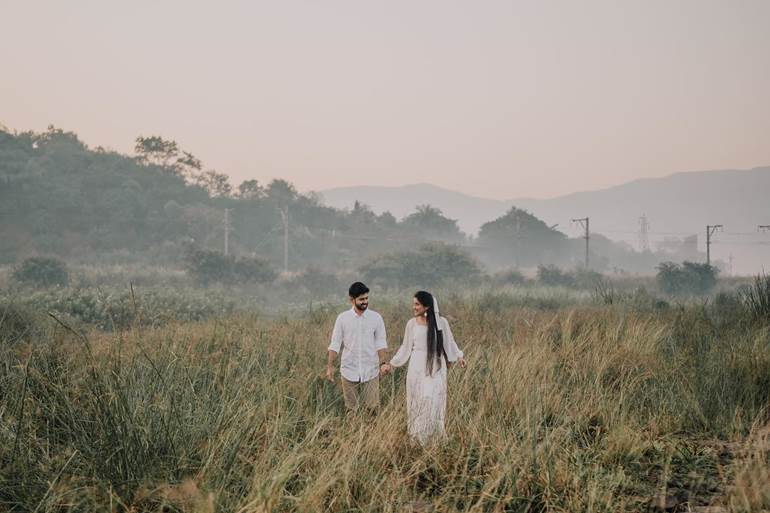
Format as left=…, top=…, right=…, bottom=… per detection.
left=415, top=290, right=448, bottom=375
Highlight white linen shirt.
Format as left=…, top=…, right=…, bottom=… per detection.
left=329, top=308, right=387, bottom=383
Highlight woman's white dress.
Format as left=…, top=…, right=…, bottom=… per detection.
left=390, top=317, right=464, bottom=445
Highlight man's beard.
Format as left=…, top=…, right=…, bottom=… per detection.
left=356, top=303, right=368, bottom=311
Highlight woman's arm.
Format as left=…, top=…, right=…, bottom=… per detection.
left=386, top=319, right=414, bottom=369
left=442, top=317, right=466, bottom=368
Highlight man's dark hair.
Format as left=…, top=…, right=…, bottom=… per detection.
left=348, top=282, right=370, bottom=298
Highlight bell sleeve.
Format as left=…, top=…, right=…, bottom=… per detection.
left=441, top=317, right=464, bottom=362
left=389, top=319, right=414, bottom=368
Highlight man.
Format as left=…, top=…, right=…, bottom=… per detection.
left=326, top=282, right=388, bottom=413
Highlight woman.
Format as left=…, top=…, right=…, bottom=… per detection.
left=380, top=291, right=467, bottom=445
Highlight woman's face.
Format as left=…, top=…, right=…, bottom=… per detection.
left=412, top=297, right=429, bottom=318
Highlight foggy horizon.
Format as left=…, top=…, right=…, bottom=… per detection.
left=2, top=0, right=769, bottom=200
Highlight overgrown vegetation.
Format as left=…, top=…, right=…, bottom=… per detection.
left=656, top=260, right=719, bottom=296
left=12, top=256, right=69, bottom=287
left=740, top=273, right=770, bottom=322
left=360, top=242, right=482, bottom=289
left=182, top=245, right=276, bottom=285
left=1, top=126, right=704, bottom=273
left=1, top=288, right=769, bottom=511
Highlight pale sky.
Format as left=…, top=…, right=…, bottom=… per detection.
left=2, top=0, right=769, bottom=200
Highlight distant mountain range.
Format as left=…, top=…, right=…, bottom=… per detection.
left=320, top=166, right=770, bottom=274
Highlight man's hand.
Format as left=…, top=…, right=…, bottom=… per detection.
left=325, top=364, right=335, bottom=383
left=379, top=363, right=392, bottom=376
left=458, top=357, right=467, bottom=369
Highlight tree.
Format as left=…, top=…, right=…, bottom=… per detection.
left=656, top=261, right=718, bottom=296
left=360, top=242, right=481, bottom=289
left=134, top=135, right=202, bottom=179
left=194, top=169, right=232, bottom=198
left=13, top=257, right=69, bottom=287
left=266, top=179, right=298, bottom=206
left=183, top=246, right=276, bottom=285
left=237, top=179, right=264, bottom=199
left=477, top=207, right=568, bottom=268
left=401, top=205, right=465, bottom=241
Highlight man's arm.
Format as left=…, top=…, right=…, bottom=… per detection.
left=377, top=348, right=389, bottom=375
left=326, top=350, right=338, bottom=383
left=327, top=316, right=343, bottom=383
left=375, top=314, right=389, bottom=375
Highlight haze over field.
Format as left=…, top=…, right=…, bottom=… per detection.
left=2, top=0, right=770, bottom=200
left=5, top=4, right=770, bottom=511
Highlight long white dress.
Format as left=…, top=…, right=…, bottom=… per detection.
left=389, top=316, right=464, bottom=445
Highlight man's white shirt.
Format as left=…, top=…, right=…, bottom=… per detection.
left=329, top=307, right=387, bottom=383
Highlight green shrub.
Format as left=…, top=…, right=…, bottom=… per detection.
left=12, top=257, right=69, bottom=287
left=656, top=261, right=718, bottom=296
left=493, top=268, right=527, bottom=286
left=0, top=302, right=47, bottom=345
left=183, top=246, right=276, bottom=285
left=536, top=265, right=575, bottom=288
left=740, top=273, right=770, bottom=322
left=360, top=242, right=482, bottom=289
left=2, top=287, right=244, bottom=330
left=286, top=267, right=342, bottom=297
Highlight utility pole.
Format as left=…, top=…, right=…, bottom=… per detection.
left=705, top=224, right=722, bottom=266
left=224, top=208, right=231, bottom=256
left=638, top=214, right=650, bottom=252
left=572, top=217, right=590, bottom=269
left=278, top=206, right=289, bottom=274
left=514, top=215, right=521, bottom=268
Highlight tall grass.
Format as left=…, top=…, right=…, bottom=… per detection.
left=2, top=297, right=770, bottom=511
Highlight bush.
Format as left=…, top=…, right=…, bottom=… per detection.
left=183, top=246, right=276, bottom=285
left=2, top=287, right=245, bottom=330
left=12, top=257, right=69, bottom=287
left=360, top=243, right=482, bottom=289
left=493, top=268, right=527, bottom=286
left=536, top=265, right=575, bottom=288
left=740, top=273, right=770, bottom=322
left=656, top=261, right=718, bottom=296
left=0, top=302, right=47, bottom=345
left=285, top=267, right=342, bottom=297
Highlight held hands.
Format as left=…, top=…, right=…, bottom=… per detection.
left=458, top=357, right=467, bottom=369
left=379, top=363, right=392, bottom=376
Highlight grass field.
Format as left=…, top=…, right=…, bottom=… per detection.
left=2, top=280, right=770, bottom=512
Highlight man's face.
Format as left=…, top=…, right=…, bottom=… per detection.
left=351, top=293, right=369, bottom=312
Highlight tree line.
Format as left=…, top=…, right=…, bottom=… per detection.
left=0, top=125, right=698, bottom=274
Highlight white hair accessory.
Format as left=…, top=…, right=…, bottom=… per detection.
left=433, top=296, right=443, bottom=332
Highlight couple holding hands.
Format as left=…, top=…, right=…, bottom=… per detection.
left=326, top=282, right=467, bottom=445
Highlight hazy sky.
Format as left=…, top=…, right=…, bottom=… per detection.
left=2, top=1, right=769, bottom=200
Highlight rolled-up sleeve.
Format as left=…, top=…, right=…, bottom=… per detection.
left=329, top=316, right=343, bottom=352
left=374, top=314, right=387, bottom=351
left=442, top=317, right=463, bottom=361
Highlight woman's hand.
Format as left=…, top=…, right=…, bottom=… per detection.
left=380, top=363, right=392, bottom=376
left=458, top=357, right=467, bottom=369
